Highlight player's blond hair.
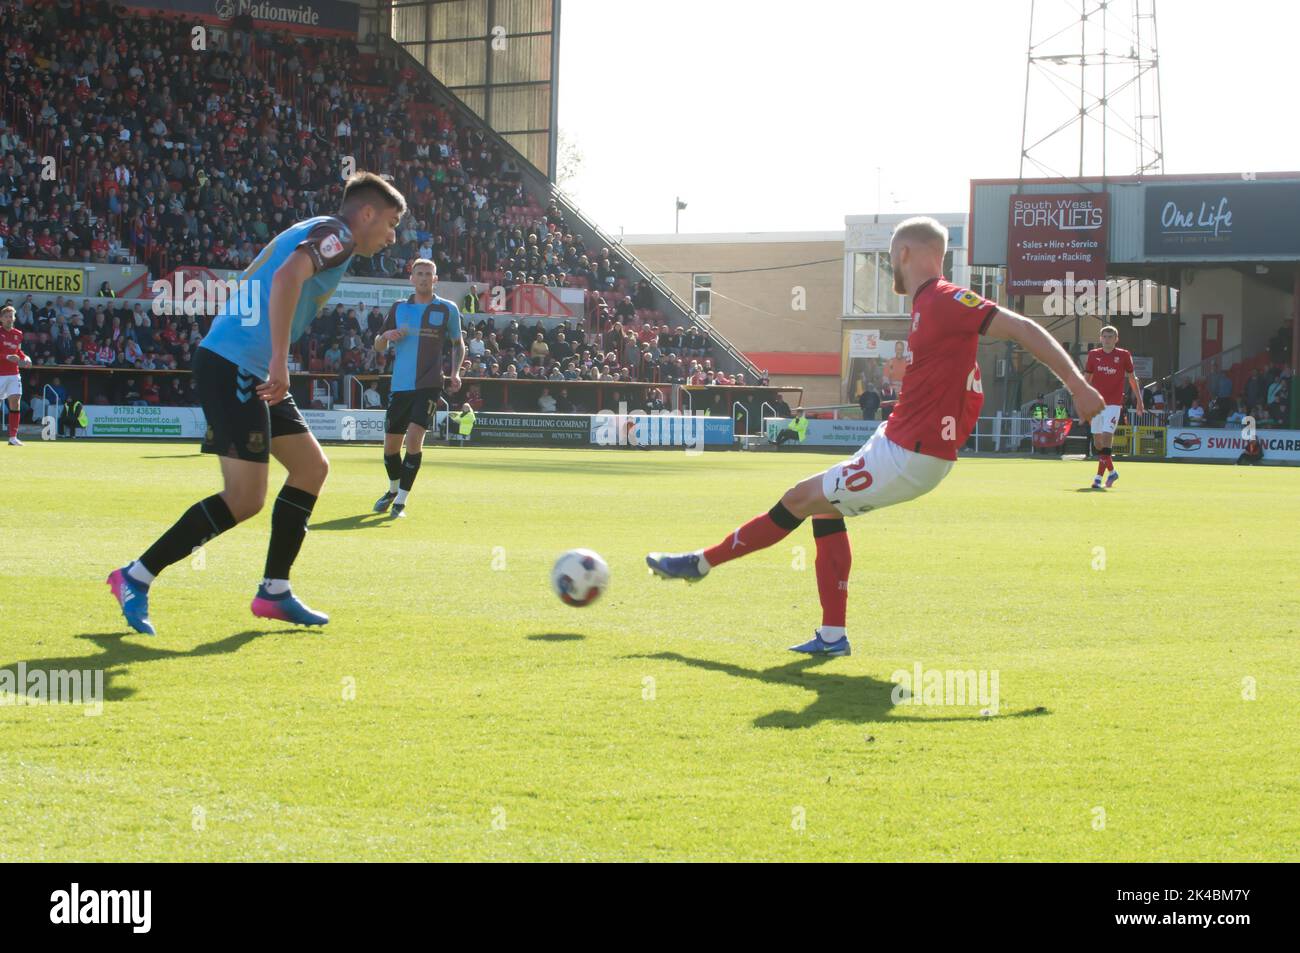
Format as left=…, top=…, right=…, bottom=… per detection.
left=891, top=216, right=948, bottom=254
left=410, top=258, right=437, bottom=273
left=1100, top=325, right=1119, bottom=336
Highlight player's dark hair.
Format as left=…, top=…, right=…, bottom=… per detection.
left=341, top=172, right=408, bottom=216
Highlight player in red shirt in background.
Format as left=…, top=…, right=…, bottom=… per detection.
left=647, top=217, right=1105, bottom=656
left=1, top=305, right=34, bottom=446
left=1084, top=325, right=1144, bottom=489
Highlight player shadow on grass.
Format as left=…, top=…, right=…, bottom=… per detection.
left=1, top=630, right=274, bottom=704
left=309, top=512, right=396, bottom=531
left=631, top=652, right=1048, bottom=730
left=527, top=632, right=586, bottom=642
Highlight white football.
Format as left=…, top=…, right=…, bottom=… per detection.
left=551, top=549, right=610, bottom=607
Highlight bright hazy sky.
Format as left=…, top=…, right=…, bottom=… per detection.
left=555, top=0, right=1300, bottom=236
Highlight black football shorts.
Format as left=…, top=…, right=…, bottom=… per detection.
left=385, top=387, right=441, bottom=435
left=193, top=346, right=310, bottom=463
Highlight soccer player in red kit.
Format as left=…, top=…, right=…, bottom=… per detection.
left=1084, top=325, right=1143, bottom=489
left=647, top=217, right=1106, bottom=655
left=1, top=306, right=33, bottom=446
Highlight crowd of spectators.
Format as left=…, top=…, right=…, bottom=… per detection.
left=0, top=0, right=639, bottom=297
left=0, top=0, right=770, bottom=416
left=7, top=287, right=775, bottom=417
left=1169, top=363, right=1292, bottom=428
left=9, top=292, right=199, bottom=369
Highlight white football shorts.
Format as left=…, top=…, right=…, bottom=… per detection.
left=820, top=424, right=954, bottom=518
left=1090, top=404, right=1122, bottom=435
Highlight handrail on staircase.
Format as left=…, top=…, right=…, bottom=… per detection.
left=551, top=186, right=761, bottom=379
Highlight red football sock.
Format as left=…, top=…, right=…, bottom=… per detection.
left=702, top=502, right=804, bottom=568
left=6, top=409, right=17, bottom=439
left=813, top=519, right=852, bottom=628
left=1107, top=454, right=1116, bottom=472
left=1096, top=456, right=1107, bottom=476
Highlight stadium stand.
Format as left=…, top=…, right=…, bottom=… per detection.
left=0, top=0, right=759, bottom=403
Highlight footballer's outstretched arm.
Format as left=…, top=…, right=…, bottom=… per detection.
left=985, top=308, right=1106, bottom=420
left=257, top=248, right=315, bottom=404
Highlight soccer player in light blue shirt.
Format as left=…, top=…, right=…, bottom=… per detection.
left=370, top=258, right=465, bottom=518
left=108, top=173, right=408, bottom=636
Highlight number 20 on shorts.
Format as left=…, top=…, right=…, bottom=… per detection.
left=841, top=456, right=873, bottom=493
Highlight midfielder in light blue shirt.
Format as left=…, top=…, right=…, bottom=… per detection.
left=370, top=259, right=465, bottom=519
left=108, top=172, right=408, bottom=636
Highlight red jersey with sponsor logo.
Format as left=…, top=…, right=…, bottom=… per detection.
left=884, top=277, right=998, bottom=461
left=1085, top=346, right=1133, bottom=406
left=1, top=327, right=27, bottom=376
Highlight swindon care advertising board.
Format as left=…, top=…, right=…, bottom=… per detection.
left=1166, top=428, right=1300, bottom=462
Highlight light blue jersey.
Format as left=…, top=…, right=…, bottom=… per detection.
left=199, top=216, right=356, bottom=379
left=383, top=295, right=462, bottom=392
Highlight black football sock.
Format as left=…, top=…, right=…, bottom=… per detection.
left=398, top=452, right=423, bottom=494
left=139, top=494, right=237, bottom=577
left=263, top=486, right=318, bottom=581
left=383, top=452, right=402, bottom=489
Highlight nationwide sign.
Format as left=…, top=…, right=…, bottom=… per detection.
left=1144, top=182, right=1300, bottom=257
left=1006, top=193, right=1109, bottom=294
left=123, top=0, right=360, bottom=38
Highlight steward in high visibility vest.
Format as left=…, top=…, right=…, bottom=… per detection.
left=61, top=398, right=87, bottom=438
left=774, top=408, right=808, bottom=447
left=450, top=404, right=475, bottom=439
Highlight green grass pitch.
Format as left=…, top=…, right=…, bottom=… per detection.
left=1, top=441, right=1296, bottom=861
